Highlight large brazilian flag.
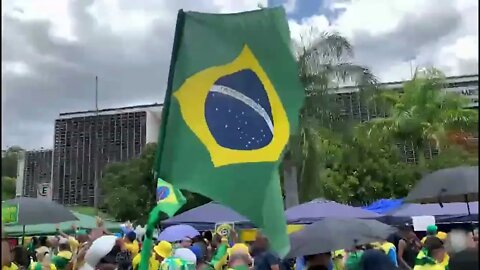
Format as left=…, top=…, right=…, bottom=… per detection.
left=145, top=7, right=303, bottom=262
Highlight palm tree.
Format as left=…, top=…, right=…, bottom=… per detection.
left=362, top=67, right=478, bottom=167
left=282, top=30, right=378, bottom=205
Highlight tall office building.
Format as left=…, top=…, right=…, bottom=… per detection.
left=331, top=74, right=478, bottom=163
left=16, top=149, right=53, bottom=198
left=51, top=103, right=162, bottom=206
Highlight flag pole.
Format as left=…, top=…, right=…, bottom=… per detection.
left=138, top=10, right=186, bottom=270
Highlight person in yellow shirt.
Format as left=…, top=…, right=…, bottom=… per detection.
left=132, top=241, right=172, bottom=270
left=124, top=231, right=139, bottom=258
left=29, top=247, right=57, bottom=270
left=414, top=237, right=447, bottom=270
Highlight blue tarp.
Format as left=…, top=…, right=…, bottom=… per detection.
left=363, top=199, right=404, bottom=214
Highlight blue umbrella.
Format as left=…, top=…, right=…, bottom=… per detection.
left=158, top=224, right=200, bottom=242
left=286, top=199, right=380, bottom=224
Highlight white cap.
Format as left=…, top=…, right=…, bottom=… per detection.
left=173, top=248, right=197, bottom=264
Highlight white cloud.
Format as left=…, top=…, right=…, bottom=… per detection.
left=290, top=0, right=478, bottom=82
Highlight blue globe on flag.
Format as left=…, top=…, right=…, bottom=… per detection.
left=157, top=186, right=171, bottom=201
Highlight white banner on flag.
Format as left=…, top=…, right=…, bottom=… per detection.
left=37, top=183, right=52, bottom=201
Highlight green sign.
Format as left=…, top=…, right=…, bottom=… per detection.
left=2, top=203, right=19, bottom=224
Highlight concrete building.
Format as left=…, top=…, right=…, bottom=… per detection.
left=330, top=74, right=478, bottom=163
left=51, top=103, right=162, bottom=206
left=16, top=149, right=53, bottom=198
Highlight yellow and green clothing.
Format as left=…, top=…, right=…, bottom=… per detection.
left=414, top=249, right=448, bottom=270
left=373, top=242, right=398, bottom=267
left=52, top=251, right=73, bottom=270
left=125, top=240, right=140, bottom=258
left=29, top=262, right=58, bottom=270
left=132, top=253, right=160, bottom=270
left=160, top=257, right=195, bottom=270
left=2, top=263, right=19, bottom=270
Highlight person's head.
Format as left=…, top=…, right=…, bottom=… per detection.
left=47, top=237, right=59, bottom=249
left=253, top=232, right=269, bottom=251
left=228, top=253, right=253, bottom=269
left=125, top=231, right=136, bottom=244
left=58, top=238, right=70, bottom=252
left=35, top=246, right=50, bottom=262
left=445, top=229, right=476, bottom=253
left=30, top=237, right=39, bottom=248
left=39, top=236, right=48, bottom=247
left=399, top=225, right=416, bottom=240
left=304, top=252, right=332, bottom=267
left=180, top=238, right=192, bottom=248
left=202, top=231, right=213, bottom=243
left=424, top=237, right=445, bottom=263
left=2, top=238, right=12, bottom=267
left=153, top=241, right=172, bottom=262
left=426, top=225, right=438, bottom=236
left=11, top=246, right=30, bottom=267
left=76, top=230, right=89, bottom=244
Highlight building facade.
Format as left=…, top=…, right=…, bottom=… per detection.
left=51, top=103, right=162, bottom=206
left=16, top=149, right=53, bottom=198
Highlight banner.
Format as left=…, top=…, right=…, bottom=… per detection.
left=2, top=203, right=19, bottom=224
left=37, top=183, right=52, bottom=200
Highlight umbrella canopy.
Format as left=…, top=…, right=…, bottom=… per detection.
left=385, top=202, right=479, bottom=225
left=158, top=224, right=200, bottom=242
left=3, top=197, right=78, bottom=225
left=405, top=166, right=478, bottom=204
left=4, top=212, right=121, bottom=237
left=161, top=202, right=252, bottom=230
left=286, top=199, right=380, bottom=224
left=286, top=218, right=396, bottom=258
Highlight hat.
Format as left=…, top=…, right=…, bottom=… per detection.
left=173, top=248, right=197, bottom=264
left=126, top=231, right=137, bottom=241
left=154, top=241, right=173, bottom=259
left=228, top=243, right=250, bottom=256
left=437, top=231, right=447, bottom=240
left=427, top=225, right=438, bottom=235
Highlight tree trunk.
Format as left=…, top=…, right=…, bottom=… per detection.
left=283, top=159, right=299, bottom=209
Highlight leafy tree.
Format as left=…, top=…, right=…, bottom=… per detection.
left=101, top=143, right=209, bottom=222
left=2, top=176, right=16, bottom=200
left=364, top=68, right=478, bottom=167
left=284, top=30, right=378, bottom=202
left=2, top=146, right=23, bottom=178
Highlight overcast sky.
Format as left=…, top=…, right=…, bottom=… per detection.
left=2, top=0, right=478, bottom=150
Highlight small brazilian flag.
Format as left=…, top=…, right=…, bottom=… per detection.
left=156, top=178, right=186, bottom=217
left=155, top=7, right=303, bottom=257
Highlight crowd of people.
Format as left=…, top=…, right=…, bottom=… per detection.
left=2, top=221, right=478, bottom=270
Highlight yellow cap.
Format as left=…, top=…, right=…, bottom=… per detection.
left=228, top=243, right=250, bottom=256
left=154, top=241, right=172, bottom=259
left=437, top=231, right=447, bottom=240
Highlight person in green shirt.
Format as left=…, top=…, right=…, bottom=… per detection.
left=344, top=246, right=364, bottom=270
